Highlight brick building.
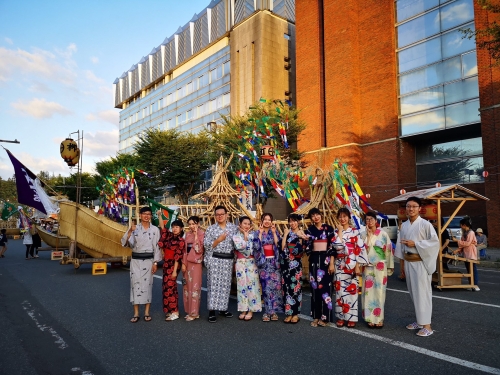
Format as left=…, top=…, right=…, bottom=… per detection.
left=296, top=0, right=500, bottom=245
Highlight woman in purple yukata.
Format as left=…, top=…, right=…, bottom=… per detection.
left=253, top=212, right=284, bottom=322
left=331, top=207, right=368, bottom=328
left=305, top=207, right=336, bottom=327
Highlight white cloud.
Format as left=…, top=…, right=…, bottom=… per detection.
left=0, top=46, right=76, bottom=85
left=11, top=98, right=72, bottom=119
left=90, top=56, right=99, bottom=64
left=84, top=69, right=105, bottom=84
left=55, top=43, right=77, bottom=60
left=28, top=81, right=51, bottom=93
left=85, top=110, right=119, bottom=126
left=81, top=130, right=119, bottom=158
left=441, top=3, right=472, bottom=26
left=4, top=37, right=13, bottom=45
left=0, top=152, right=70, bottom=180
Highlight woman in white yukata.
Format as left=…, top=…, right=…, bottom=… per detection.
left=332, top=207, right=368, bottom=328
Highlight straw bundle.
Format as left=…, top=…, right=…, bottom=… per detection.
left=59, top=201, right=130, bottom=259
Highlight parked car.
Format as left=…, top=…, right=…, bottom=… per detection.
left=378, top=215, right=399, bottom=241
left=442, top=216, right=465, bottom=243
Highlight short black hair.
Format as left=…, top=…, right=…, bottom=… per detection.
left=140, top=206, right=152, bottom=214
left=308, top=207, right=321, bottom=219
left=187, top=216, right=200, bottom=224
left=337, top=207, right=351, bottom=219
left=239, top=216, right=251, bottom=224
left=261, top=212, right=274, bottom=222
left=214, top=205, right=227, bottom=213
left=171, top=219, right=184, bottom=228
left=288, top=213, right=302, bottom=223
left=365, top=211, right=377, bottom=220
left=406, top=196, right=421, bottom=206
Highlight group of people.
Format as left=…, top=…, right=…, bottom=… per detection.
left=121, top=197, right=456, bottom=338
left=22, top=227, right=42, bottom=260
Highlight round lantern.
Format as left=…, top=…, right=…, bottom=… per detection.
left=60, top=138, right=78, bottom=163
left=435, top=182, right=441, bottom=188
left=66, top=148, right=80, bottom=167
left=260, top=145, right=275, bottom=160
left=482, top=171, right=489, bottom=178
left=365, top=193, right=371, bottom=199
left=397, top=206, right=407, bottom=220
left=400, top=189, right=406, bottom=195
left=420, top=204, right=438, bottom=221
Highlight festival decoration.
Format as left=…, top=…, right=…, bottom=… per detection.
left=397, top=206, right=407, bottom=220
left=1, top=202, right=18, bottom=220
left=60, top=138, right=79, bottom=163
left=420, top=204, right=438, bottom=220
left=482, top=171, right=489, bottom=178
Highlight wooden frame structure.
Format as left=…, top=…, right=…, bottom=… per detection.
left=384, top=184, right=489, bottom=290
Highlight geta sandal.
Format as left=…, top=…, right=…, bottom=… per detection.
left=347, top=321, right=356, bottom=328
left=310, top=319, right=319, bottom=327
left=317, top=320, right=327, bottom=327
left=336, top=320, right=345, bottom=327
left=262, top=313, right=270, bottom=322
left=270, top=313, right=279, bottom=321
left=290, top=316, right=300, bottom=324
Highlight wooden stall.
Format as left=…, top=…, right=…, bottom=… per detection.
left=383, top=184, right=489, bottom=290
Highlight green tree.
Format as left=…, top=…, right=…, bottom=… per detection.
left=46, top=173, right=99, bottom=204
left=461, top=0, right=500, bottom=65
left=0, top=175, right=17, bottom=203
left=134, top=129, right=213, bottom=204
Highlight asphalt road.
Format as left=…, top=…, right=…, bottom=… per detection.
left=1, top=239, right=499, bottom=375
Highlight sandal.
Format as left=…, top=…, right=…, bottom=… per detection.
left=244, top=312, right=253, bottom=321
left=416, top=327, right=433, bottom=337
left=262, top=313, right=270, bottom=322
left=406, top=322, right=422, bottom=330
left=310, top=319, right=318, bottom=327
left=165, top=312, right=179, bottom=321
left=284, top=316, right=292, bottom=324
left=290, top=316, right=300, bottom=324
left=336, top=320, right=345, bottom=327
left=144, top=315, right=152, bottom=322
left=130, top=316, right=140, bottom=323
left=375, top=323, right=384, bottom=329
left=186, top=316, right=197, bottom=321
left=367, top=323, right=375, bottom=328
left=317, top=320, right=327, bottom=327
left=239, top=313, right=247, bottom=320
left=347, top=321, right=356, bottom=328
left=270, top=313, right=279, bottom=321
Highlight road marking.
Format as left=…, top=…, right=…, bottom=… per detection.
left=21, top=300, right=68, bottom=349
left=387, top=288, right=500, bottom=308
left=297, top=314, right=500, bottom=375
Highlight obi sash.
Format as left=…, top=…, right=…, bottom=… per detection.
left=164, top=249, right=175, bottom=260
left=263, top=244, right=274, bottom=258
left=236, top=251, right=254, bottom=259
left=132, top=252, right=154, bottom=260
left=313, top=240, right=327, bottom=252
left=186, top=243, right=193, bottom=253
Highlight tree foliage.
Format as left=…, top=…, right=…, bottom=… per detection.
left=38, top=171, right=100, bottom=204
left=461, top=0, right=500, bottom=65
left=0, top=176, right=17, bottom=204
left=134, top=129, right=213, bottom=204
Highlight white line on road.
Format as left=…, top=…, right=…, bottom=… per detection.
left=387, top=288, right=500, bottom=308
left=296, top=314, right=500, bottom=375
left=21, top=300, right=68, bottom=349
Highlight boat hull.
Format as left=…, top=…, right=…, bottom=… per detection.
left=36, top=226, right=71, bottom=248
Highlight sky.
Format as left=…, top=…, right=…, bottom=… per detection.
left=0, top=0, right=209, bottom=180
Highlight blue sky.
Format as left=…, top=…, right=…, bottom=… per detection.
left=0, top=0, right=209, bottom=180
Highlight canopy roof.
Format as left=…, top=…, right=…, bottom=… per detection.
left=383, top=184, right=489, bottom=204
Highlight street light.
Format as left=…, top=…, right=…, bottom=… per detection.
left=0, top=139, right=20, bottom=144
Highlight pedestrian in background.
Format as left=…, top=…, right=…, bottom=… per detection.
left=23, top=228, right=34, bottom=260
left=0, top=229, right=8, bottom=258
left=452, top=217, right=479, bottom=291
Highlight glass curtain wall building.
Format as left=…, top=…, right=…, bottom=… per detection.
left=396, top=0, right=483, bottom=186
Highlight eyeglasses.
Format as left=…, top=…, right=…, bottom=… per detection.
left=406, top=205, right=420, bottom=209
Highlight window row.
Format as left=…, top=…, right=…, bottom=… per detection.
left=400, top=75, right=478, bottom=115
left=416, top=137, right=482, bottom=163
left=399, top=51, right=477, bottom=95
left=397, top=0, right=474, bottom=48
left=400, top=98, right=479, bottom=136
left=165, top=93, right=230, bottom=129
left=417, top=156, right=484, bottom=185
left=397, top=0, right=455, bottom=23
left=120, top=60, right=230, bottom=128
left=398, top=22, right=475, bottom=73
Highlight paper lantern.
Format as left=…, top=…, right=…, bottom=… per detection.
left=397, top=206, right=407, bottom=220
left=260, top=145, right=275, bottom=160
left=60, top=138, right=78, bottom=163
left=435, top=182, right=441, bottom=188
left=66, top=148, right=80, bottom=167
left=400, top=189, right=406, bottom=195
left=420, top=204, right=438, bottom=220
left=482, top=171, right=489, bottom=178
left=365, top=193, right=371, bottom=199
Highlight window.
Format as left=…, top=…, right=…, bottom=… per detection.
left=397, top=9, right=440, bottom=48
left=166, top=93, right=173, bottom=105
left=416, top=137, right=483, bottom=163
left=177, top=113, right=184, bottom=125
left=396, top=0, right=439, bottom=23
left=129, top=116, right=133, bottom=126
left=223, top=61, right=230, bottom=75
left=209, top=66, right=223, bottom=83
left=198, top=102, right=208, bottom=117
left=186, top=81, right=193, bottom=95
left=187, top=110, right=193, bottom=121
left=135, top=111, right=140, bottom=122
left=223, top=92, right=230, bottom=107
left=151, top=103, right=155, bottom=113
left=216, top=95, right=223, bottom=110
left=158, top=98, right=163, bottom=109
left=198, top=74, right=208, bottom=88
left=165, top=118, right=173, bottom=130
left=210, top=99, right=217, bottom=112
left=143, top=106, right=149, bottom=117
left=177, top=88, right=183, bottom=100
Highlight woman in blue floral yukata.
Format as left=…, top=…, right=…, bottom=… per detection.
left=253, top=212, right=284, bottom=322
left=280, top=213, right=308, bottom=324
left=305, top=207, right=336, bottom=327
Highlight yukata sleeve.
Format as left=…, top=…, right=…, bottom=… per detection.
left=158, top=228, right=170, bottom=249
left=354, top=231, right=369, bottom=266
left=175, top=238, right=185, bottom=262
left=304, top=228, right=314, bottom=255
left=326, top=230, right=337, bottom=257
left=153, top=227, right=163, bottom=262
left=203, top=227, right=216, bottom=262
left=252, top=231, right=266, bottom=267
left=384, top=232, right=394, bottom=269
left=121, top=230, right=134, bottom=248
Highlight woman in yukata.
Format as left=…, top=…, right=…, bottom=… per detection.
left=158, top=217, right=186, bottom=321
left=253, top=212, right=284, bottom=322
left=305, top=207, right=336, bottom=327
left=182, top=216, right=205, bottom=321
left=233, top=216, right=262, bottom=321
left=332, top=207, right=368, bottom=328
left=280, top=213, right=308, bottom=324
left=452, top=217, right=479, bottom=291
left=361, top=211, right=394, bottom=328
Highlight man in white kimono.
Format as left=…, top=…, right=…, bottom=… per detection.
left=121, top=206, right=162, bottom=323
left=204, top=205, right=238, bottom=323
left=395, top=196, right=439, bottom=337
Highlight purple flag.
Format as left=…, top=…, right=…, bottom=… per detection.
left=5, top=149, right=47, bottom=214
